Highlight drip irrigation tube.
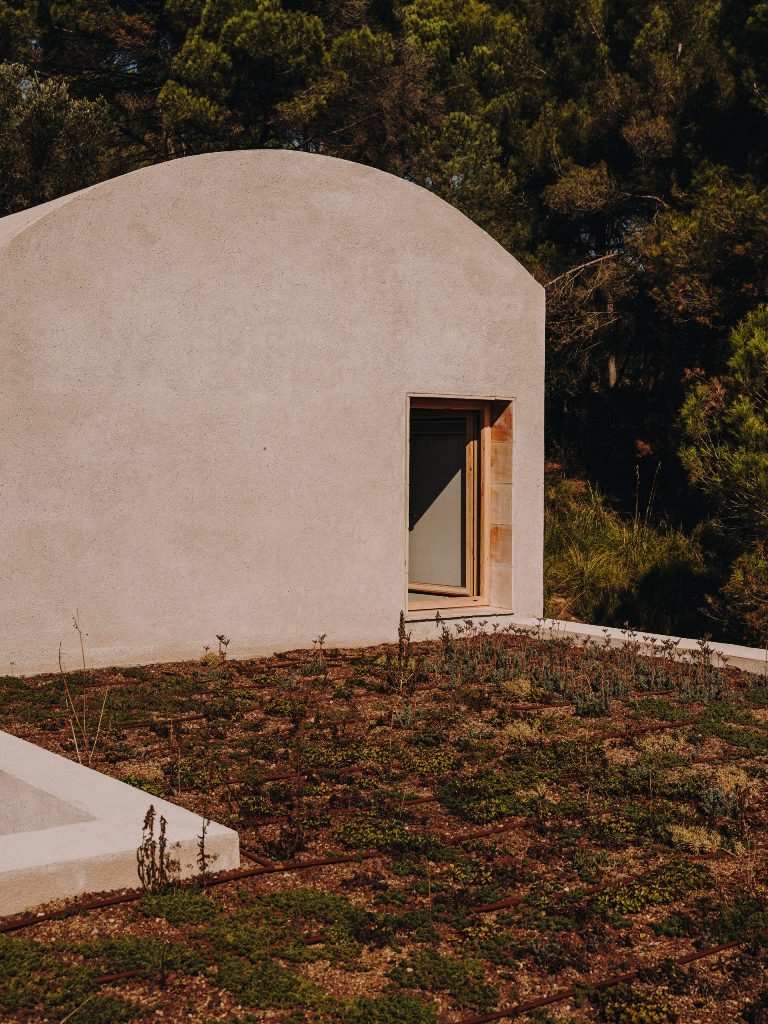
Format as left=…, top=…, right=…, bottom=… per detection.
left=450, top=941, right=743, bottom=1024
left=0, top=807, right=546, bottom=936
left=249, top=793, right=439, bottom=826
left=469, top=877, right=616, bottom=915
left=0, top=851, right=382, bottom=935
left=447, top=818, right=534, bottom=843
left=239, top=848, right=277, bottom=867
left=599, top=719, right=696, bottom=743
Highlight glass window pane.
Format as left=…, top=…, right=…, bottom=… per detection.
left=408, top=414, right=466, bottom=587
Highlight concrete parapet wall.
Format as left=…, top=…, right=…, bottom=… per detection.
left=0, top=731, right=239, bottom=916
left=406, top=609, right=768, bottom=676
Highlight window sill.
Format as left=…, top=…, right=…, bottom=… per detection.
left=405, top=605, right=515, bottom=623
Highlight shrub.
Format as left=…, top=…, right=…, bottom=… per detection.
left=406, top=746, right=459, bottom=776
left=504, top=720, right=544, bottom=744
left=0, top=936, right=95, bottom=1016
left=335, top=993, right=439, bottom=1024
left=334, top=813, right=447, bottom=858
left=596, top=862, right=711, bottom=917
left=499, top=677, right=533, bottom=699
left=216, top=956, right=325, bottom=1010
left=635, top=732, right=690, bottom=766
left=334, top=813, right=415, bottom=850
left=436, top=771, right=536, bottom=824
left=632, top=699, right=692, bottom=724
left=714, top=542, right=768, bottom=647
left=138, top=888, right=220, bottom=925
left=75, top=935, right=203, bottom=980
left=64, top=994, right=141, bottom=1023
left=587, top=804, right=666, bottom=847
left=597, top=983, right=676, bottom=1023
left=692, top=765, right=759, bottom=822
left=686, top=896, right=768, bottom=946
left=666, top=824, right=721, bottom=854
left=208, top=913, right=321, bottom=965
left=264, top=697, right=307, bottom=719
left=390, top=949, right=499, bottom=1011
left=544, top=476, right=708, bottom=635
left=200, top=650, right=223, bottom=666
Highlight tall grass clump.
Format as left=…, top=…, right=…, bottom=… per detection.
left=545, top=476, right=710, bottom=635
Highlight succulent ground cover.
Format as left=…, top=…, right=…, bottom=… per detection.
left=0, top=621, right=767, bottom=1024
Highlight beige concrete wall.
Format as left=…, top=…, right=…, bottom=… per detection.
left=0, top=150, right=545, bottom=675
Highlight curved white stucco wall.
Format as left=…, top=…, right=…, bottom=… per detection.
left=0, top=150, right=544, bottom=674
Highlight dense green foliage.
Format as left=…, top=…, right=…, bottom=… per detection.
left=680, top=306, right=768, bottom=643
left=544, top=475, right=710, bottom=633
left=2, top=0, right=767, bottom=638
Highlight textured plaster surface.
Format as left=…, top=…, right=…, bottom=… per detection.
left=0, top=150, right=545, bottom=674
left=0, top=730, right=239, bottom=916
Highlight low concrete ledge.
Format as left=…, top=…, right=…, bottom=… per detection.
left=0, top=730, right=240, bottom=917
left=406, top=610, right=768, bottom=677
left=520, top=617, right=768, bottom=676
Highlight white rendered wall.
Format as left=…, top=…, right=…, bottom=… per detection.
left=0, top=150, right=545, bottom=675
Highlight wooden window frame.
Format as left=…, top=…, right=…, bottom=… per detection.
left=408, top=398, right=492, bottom=606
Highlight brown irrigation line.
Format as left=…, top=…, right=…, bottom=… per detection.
left=449, top=941, right=743, bottom=1024
left=248, top=794, right=440, bottom=827
left=599, top=718, right=697, bottom=743
left=448, top=818, right=533, bottom=844
left=469, top=885, right=591, bottom=915
left=232, top=763, right=368, bottom=786
left=0, top=808, right=534, bottom=935
left=239, top=848, right=277, bottom=867
left=120, top=713, right=207, bottom=732
left=0, top=852, right=382, bottom=935
left=253, top=794, right=442, bottom=827
left=95, top=928, right=327, bottom=986
left=94, top=969, right=145, bottom=985
left=115, top=708, right=368, bottom=734
left=465, top=860, right=693, bottom=915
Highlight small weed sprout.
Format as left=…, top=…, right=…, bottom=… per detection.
left=201, top=635, right=229, bottom=665
left=312, top=632, right=326, bottom=663
left=137, top=805, right=179, bottom=893
left=435, top=610, right=454, bottom=666
left=388, top=611, right=417, bottom=700
left=57, top=611, right=108, bottom=765
left=312, top=633, right=329, bottom=683
left=197, top=816, right=216, bottom=886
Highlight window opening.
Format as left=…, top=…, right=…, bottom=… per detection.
left=408, top=400, right=486, bottom=609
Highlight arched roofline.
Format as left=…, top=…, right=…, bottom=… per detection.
left=0, top=150, right=541, bottom=295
